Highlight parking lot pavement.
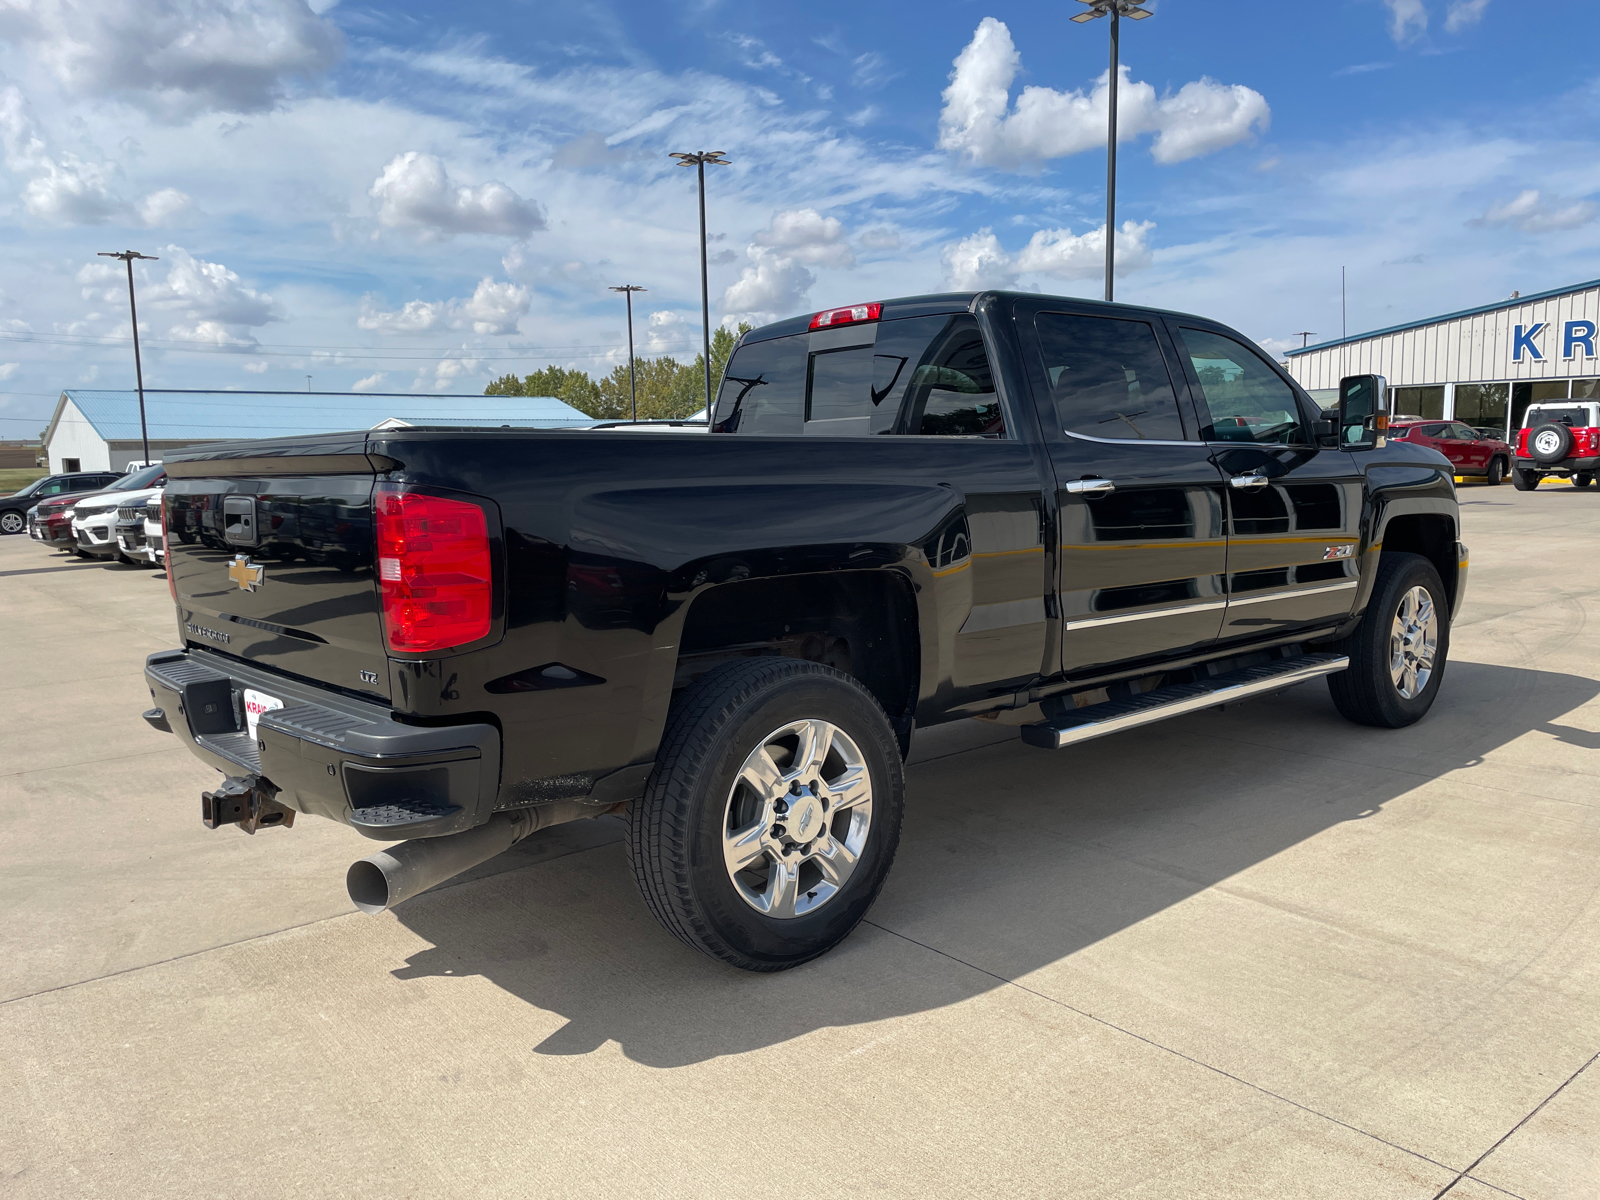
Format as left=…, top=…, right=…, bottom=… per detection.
left=4, top=482, right=1600, bottom=1199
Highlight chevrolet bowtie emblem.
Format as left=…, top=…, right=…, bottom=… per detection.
left=227, top=554, right=265, bottom=592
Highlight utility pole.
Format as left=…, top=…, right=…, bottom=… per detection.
left=1295, top=331, right=1317, bottom=349
left=97, top=250, right=158, bottom=466
left=306, top=375, right=312, bottom=392
left=669, top=150, right=731, bottom=412
left=609, top=285, right=647, bottom=422
left=1070, top=0, right=1151, bottom=303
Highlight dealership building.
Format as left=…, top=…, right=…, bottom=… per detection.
left=41, top=389, right=595, bottom=474
left=1283, top=277, right=1600, bottom=437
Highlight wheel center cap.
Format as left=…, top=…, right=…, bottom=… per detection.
left=790, top=797, right=820, bottom=841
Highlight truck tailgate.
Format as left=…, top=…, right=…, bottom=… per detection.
left=166, top=467, right=389, bottom=702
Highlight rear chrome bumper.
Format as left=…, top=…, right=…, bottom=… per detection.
left=144, top=648, right=501, bottom=840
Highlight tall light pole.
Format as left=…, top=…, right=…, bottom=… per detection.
left=609, top=284, right=647, bottom=422
left=668, top=150, right=731, bottom=412
left=1070, top=0, right=1151, bottom=304
left=97, top=249, right=158, bottom=466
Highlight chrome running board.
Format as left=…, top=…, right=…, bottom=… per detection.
left=1020, top=653, right=1350, bottom=750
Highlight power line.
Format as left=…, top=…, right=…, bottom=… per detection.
left=0, top=330, right=704, bottom=359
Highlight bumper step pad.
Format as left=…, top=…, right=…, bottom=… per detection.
left=1021, top=653, right=1349, bottom=750
left=349, top=800, right=464, bottom=836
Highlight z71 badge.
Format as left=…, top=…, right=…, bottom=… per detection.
left=1322, top=545, right=1356, bottom=561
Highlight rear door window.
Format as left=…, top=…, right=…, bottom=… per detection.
left=1034, top=313, right=1185, bottom=441
left=1176, top=327, right=1309, bottom=445
left=712, top=313, right=1005, bottom=437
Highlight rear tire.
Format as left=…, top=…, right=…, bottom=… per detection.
left=1512, top=468, right=1539, bottom=491
left=1326, top=552, right=1449, bottom=729
left=1484, top=457, right=1504, bottom=486
left=0, top=510, right=23, bottom=535
left=627, top=658, right=905, bottom=972
left=1575, top=473, right=1594, bottom=489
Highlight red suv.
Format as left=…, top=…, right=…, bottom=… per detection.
left=1512, top=400, right=1600, bottom=490
left=1390, top=418, right=1512, bottom=486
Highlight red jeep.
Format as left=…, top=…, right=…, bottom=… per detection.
left=1512, top=400, right=1600, bottom=490
left=1390, top=417, right=1512, bottom=486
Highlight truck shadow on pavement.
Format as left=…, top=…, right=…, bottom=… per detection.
left=387, top=658, right=1599, bottom=1068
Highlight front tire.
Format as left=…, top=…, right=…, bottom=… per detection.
left=1512, top=467, right=1539, bottom=491
left=1484, top=457, right=1504, bottom=486
left=1326, top=552, right=1449, bottom=728
left=627, top=658, right=905, bottom=971
left=0, top=510, right=23, bottom=535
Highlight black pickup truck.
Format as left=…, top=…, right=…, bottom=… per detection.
left=142, top=291, right=1465, bottom=971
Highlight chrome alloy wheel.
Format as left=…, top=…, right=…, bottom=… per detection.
left=1389, top=585, right=1438, bottom=700
left=0, top=511, right=23, bottom=534
left=722, top=718, right=873, bottom=920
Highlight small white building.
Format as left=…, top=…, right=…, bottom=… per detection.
left=42, top=389, right=597, bottom=473
left=1283, top=277, right=1600, bottom=436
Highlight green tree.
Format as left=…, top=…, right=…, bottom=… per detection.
left=486, top=364, right=608, bottom=418
left=484, top=373, right=525, bottom=396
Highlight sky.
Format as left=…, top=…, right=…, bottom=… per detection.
left=0, top=0, right=1597, bottom=433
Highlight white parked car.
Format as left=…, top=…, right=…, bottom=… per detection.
left=115, top=488, right=164, bottom=566
left=68, top=465, right=166, bottom=563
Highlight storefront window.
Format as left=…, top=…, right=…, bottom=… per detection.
left=1454, top=383, right=1509, bottom=433
left=1393, top=386, right=1445, bottom=419
left=1571, top=379, right=1600, bottom=399
left=1511, top=380, right=1571, bottom=432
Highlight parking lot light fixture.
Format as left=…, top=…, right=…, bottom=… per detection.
left=1070, top=0, right=1152, bottom=304
left=609, top=285, right=648, bottom=422
left=669, top=151, right=732, bottom=412
left=97, top=250, right=159, bottom=467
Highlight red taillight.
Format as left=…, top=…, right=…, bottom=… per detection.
left=161, top=500, right=176, bottom=602
left=809, top=302, right=882, bottom=330
left=374, top=487, right=492, bottom=653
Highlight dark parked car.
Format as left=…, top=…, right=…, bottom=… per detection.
left=142, top=291, right=1466, bottom=970
left=1390, top=418, right=1512, bottom=485
left=2, top=471, right=123, bottom=535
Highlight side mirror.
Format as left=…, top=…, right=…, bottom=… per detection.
left=1338, top=374, right=1389, bottom=449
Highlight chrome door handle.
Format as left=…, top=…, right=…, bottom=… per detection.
left=1229, top=473, right=1270, bottom=490
left=1064, top=477, right=1116, bottom=496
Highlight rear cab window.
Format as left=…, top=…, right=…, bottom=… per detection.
left=712, top=313, right=1005, bottom=438
left=1525, top=404, right=1598, bottom=428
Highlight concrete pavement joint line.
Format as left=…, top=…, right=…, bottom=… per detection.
left=0, top=745, right=178, bottom=780
left=0, top=835, right=619, bottom=1007
left=1458, top=1177, right=1528, bottom=1199
left=861, top=919, right=1461, bottom=1178
left=1429, top=1049, right=1600, bottom=1200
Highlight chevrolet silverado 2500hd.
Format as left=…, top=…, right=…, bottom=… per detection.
left=142, top=291, right=1464, bottom=971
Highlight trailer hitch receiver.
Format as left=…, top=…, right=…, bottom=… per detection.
left=202, top=776, right=296, bottom=834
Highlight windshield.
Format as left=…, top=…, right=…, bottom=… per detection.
left=109, top=465, right=165, bottom=490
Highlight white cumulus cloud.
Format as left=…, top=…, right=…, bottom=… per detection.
left=359, top=278, right=530, bottom=336
left=0, top=0, right=342, bottom=119
left=938, top=18, right=1270, bottom=169
left=1467, top=189, right=1597, bottom=233
left=352, top=372, right=388, bottom=391
left=143, top=246, right=279, bottom=326
left=459, top=278, right=530, bottom=335
left=752, top=208, right=855, bottom=269
left=0, top=362, right=18, bottom=380
left=941, top=229, right=1016, bottom=291
left=942, top=221, right=1155, bottom=290
left=167, top=319, right=259, bottom=351
left=721, top=247, right=817, bottom=323
left=370, top=152, right=546, bottom=240
left=138, top=187, right=194, bottom=226
left=0, top=86, right=124, bottom=223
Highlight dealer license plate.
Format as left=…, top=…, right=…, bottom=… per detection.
left=243, top=688, right=284, bottom=738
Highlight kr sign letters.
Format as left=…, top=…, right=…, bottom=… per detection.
left=1513, top=320, right=1598, bottom=362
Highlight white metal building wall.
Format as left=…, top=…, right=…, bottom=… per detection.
left=46, top=400, right=111, bottom=472
left=1284, top=282, right=1600, bottom=391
